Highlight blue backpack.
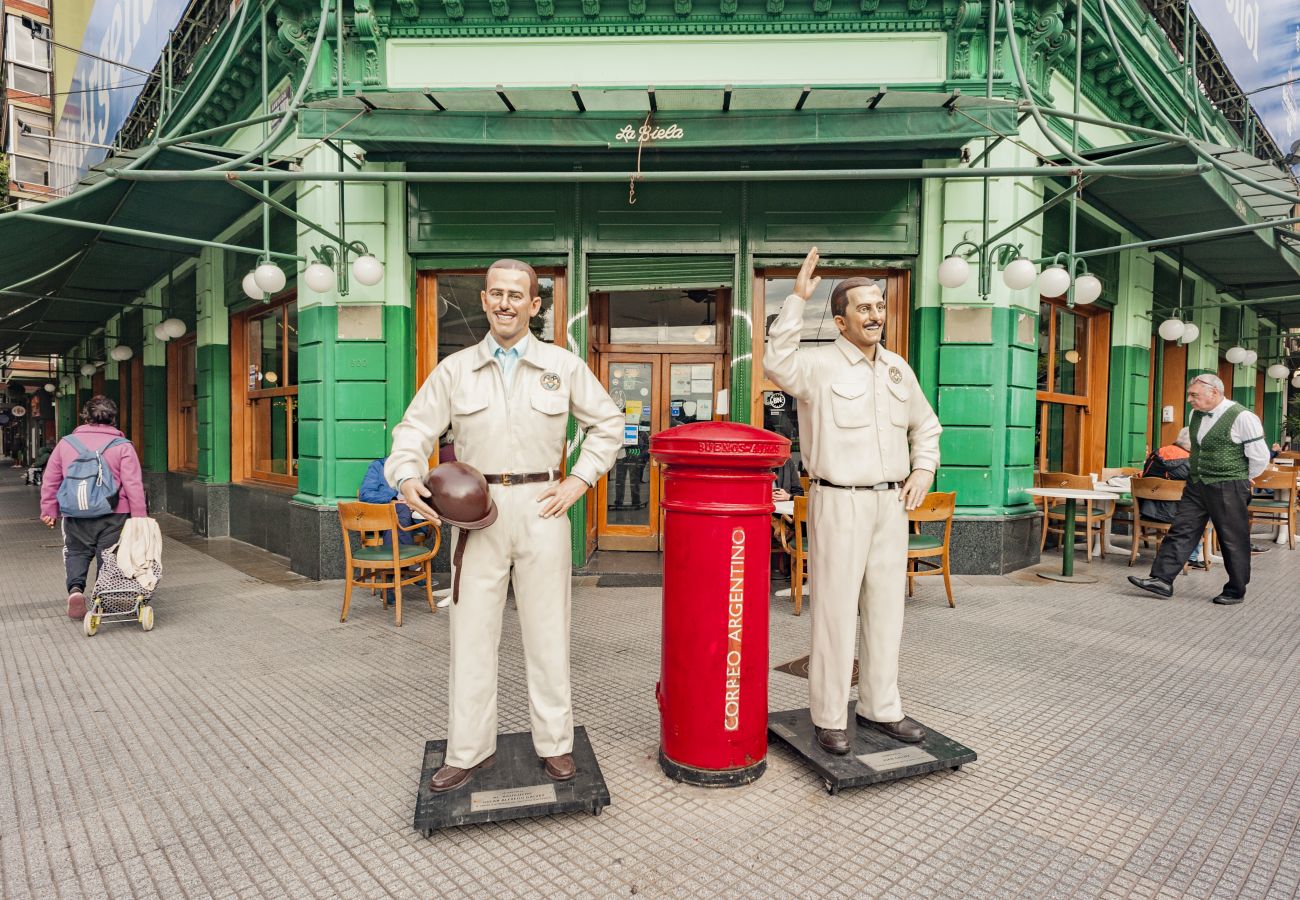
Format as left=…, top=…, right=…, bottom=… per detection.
left=56, top=435, right=128, bottom=518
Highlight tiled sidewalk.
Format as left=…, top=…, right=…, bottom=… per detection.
left=2, top=474, right=1298, bottom=899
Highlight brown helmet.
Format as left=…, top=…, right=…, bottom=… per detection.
left=422, top=461, right=498, bottom=530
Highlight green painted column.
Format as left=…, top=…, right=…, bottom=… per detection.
left=196, top=247, right=231, bottom=483
left=103, top=316, right=120, bottom=407
left=1264, top=375, right=1284, bottom=444
left=141, top=295, right=168, bottom=473
left=1232, top=309, right=1259, bottom=410
left=920, top=149, right=1042, bottom=515
left=567, top=183, right=589, bottom=568
left=1106, top=250, right=1153, bottom=467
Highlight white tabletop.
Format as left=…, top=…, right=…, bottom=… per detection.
left=1091, top=481, right=1130, bottom=494
left=1025, top=487, right=1116, bottom=501
left=773, top=500, right=794, bottom=517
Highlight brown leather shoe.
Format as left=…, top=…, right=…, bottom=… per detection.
left=429, top=754, right=495, bottom=793
left=814, top=726, right=849, bottom=755
left=542, top=753, right=576, bottom=781
left=856, top=714, right=926, bottom=743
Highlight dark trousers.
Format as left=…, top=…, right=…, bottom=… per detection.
left=1150, top=480, right=1251, bottom=599
left=61, top=513, right=128, bottom=594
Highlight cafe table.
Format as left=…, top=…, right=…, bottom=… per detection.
left=1026, top=486, right=1118, bottom=584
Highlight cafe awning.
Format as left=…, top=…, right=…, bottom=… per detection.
left=297, top=87, right=1017, bottom=161
left=0, top=146, right=290, bottom=358
left=1059, top=141, right=1300, bottom=311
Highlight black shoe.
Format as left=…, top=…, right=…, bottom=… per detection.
left=1127, top=575, right=1173, bottom=598
left=1187, top=560, right=1208, bottom=570
left=1250, top=544, right=1271, bottom=554
left=1211, top=594, right=1244, bottom=605
left=856, top=714, right=926, bottom=743
left=814, top=726, right=849, bottom=756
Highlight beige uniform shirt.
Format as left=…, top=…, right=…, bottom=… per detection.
left=765, top=294, right=941, bottom=484
left=385, top=336, right=622, bottom=489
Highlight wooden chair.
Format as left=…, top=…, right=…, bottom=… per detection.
left=775, top=495, right=809, bottom=616
left=1249, top=468, right=1297, bottom=551
left=798, top=474, right=810, bottom=496
left=337, top=501, right=441, bottom=627
left=907, top=491, right=956, bottom=607
left=1037, top=471, right=1113, bottom=562
left=1275, top=450, right=1300, bottom=463
left=1101, top=467, right=1141, bottom=532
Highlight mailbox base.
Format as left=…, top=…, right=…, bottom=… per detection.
left=658, top=749, right=766, bottom=788
left=413, top=726, right=610, bottom=835
left=768, top=706, right=976, bottom=795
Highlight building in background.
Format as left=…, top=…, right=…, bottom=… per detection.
left=2, top=0, right=54, bottom=204
left=0, top=0, right=1298, bottom=578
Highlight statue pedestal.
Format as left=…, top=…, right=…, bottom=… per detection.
left=768, top=705, right=976, bottom=795
left=413, top=726, right=609, bottom=834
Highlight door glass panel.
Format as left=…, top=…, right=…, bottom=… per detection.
left=606, top=361, right=653, bottom=526
left=608, top=289, right=719, bottom=345
left=667, top=363, right=714, bottom=427
left=1053, top=308, right=1086, bottom=396
left=437, top=273, right=556, bottom=362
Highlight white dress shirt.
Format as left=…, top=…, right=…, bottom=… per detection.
left=1196, top=396, right=1269, bottom=480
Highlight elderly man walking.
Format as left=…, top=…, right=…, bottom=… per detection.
left=1129, top=374, right=1269, bottom=605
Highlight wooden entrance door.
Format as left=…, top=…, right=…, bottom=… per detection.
left=595, top=353, right=723, bottom=551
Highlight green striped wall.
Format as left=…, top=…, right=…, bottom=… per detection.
left=1106, top=344, right=1151, bottom=468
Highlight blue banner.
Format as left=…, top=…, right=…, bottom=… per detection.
left=51, top=0, right=191, bottom=192
left=1190, top=0, right=1300, bottom=167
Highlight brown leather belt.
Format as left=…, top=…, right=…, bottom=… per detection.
left=482, top=469, right=559, bottom=485
left=812, top=478, right=902, bottom=491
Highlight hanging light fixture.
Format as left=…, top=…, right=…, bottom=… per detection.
left=351, top=254, right=385, bottom=287
left=1073, top=273, right=1102, bottom=305
left=161, top=318, right=187, bottom=339
left=1001, top=257, right=1037, bottom=291
left=1243, top=350, right=1259, bottom=367
left=1225, top=345, right=1247, bottom=364
left=937, top=254, right=971, bottom=289
left=242, top=271, right=263, bottom=300
left=1267, top=363, right=1290, bottom=380
left=153, top=323, right=170, bottom=342
left=43, top=382, right=55, bottom=392
left=109, top=345, right=134, bottom=362
left=254, top=261, right=287, bottom=294
left=79, top=363, right=97, bottom=377
left=1177, top=322, right=1200, bottom=345
left=303, top=261, right=336, bottom=294
left=1158, top=318, right=1186, bottom=342
left=1038, top=265, right=1071, bottom=298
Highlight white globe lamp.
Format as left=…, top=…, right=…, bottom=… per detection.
left=1267, top=363, right=1289, bottom=380
left=1293, top=371, right=1300, bottom=388
left=1157, top=318, right=1186, bottom=342
left=242, top=271, right=262, bottom=300
left=1002, top=257, right=1037, bottom=291
left=351, top=254, right=384, bottom=287
left=1178, top=322, right=1200, bottom=345
left=937, top=255, right=971, bottom=289
left=1073, top=273, right=1102, bottom=305
left=303, top=262, right=336, bottom=294
left=1225, top=346, right=1247, bottom=364
left=254, top=262, right=287, bottom=295
left=109, top=345, right=134, bottom=362
left=43, top=382, right=55, bottom=392
left=1038, top=265, right=1071, bottom=298
left=154, top=323, right=170, bottom=342
left=79, top=363, right=96, bottom=377
left=162, top=318, right=187, bottom=339
left=1244, top=350, right=1258, bottom=366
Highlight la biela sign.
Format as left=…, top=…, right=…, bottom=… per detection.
left=615, top=123, right=685, bottom=144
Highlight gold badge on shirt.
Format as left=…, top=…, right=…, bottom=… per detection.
left=540, top=372, right=561, bottom=391
left=888, top=367, right=903, bottom=384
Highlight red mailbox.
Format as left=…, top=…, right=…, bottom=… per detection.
left=650, top=421, right=791, bottom=786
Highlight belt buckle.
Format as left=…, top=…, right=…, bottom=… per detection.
left=500, top=472, right=513, bottom=486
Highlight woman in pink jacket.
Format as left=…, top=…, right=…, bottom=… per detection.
left=39, top=395, right=148, bottom=619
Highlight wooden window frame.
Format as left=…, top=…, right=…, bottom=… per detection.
left=1035, top=297, right=1111, bottom=474
left=116, top=356, right=144, bottom=450
left=230, top=293, right=299, bottom=488
left=751, top=266, right=911, bottom=424
left=414, top=268, right=568, bottom=386
left=167, top=334, right=198, bottom=474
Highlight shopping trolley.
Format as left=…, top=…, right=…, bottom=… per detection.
left=83, top=544, right=161, bottom=637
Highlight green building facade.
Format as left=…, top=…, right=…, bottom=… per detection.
left=39, top=0, right=1299, bottom=577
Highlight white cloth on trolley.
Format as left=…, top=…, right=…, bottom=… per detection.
left=115, top=517, right=163, bottom=592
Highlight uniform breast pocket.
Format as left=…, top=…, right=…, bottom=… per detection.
left=886, top=378, right=911, bottom=427
left=530, top=388, right=571, bottom=441
left=829, top=382, right=871, bottom=429
left=452, top=395, right=490, bottom=421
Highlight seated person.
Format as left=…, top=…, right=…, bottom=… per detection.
left=772, top=457, right=804, bottom=502
left=359, top=456, right=429, bottom=547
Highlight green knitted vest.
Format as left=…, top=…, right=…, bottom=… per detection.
left=1188, top=404, right=1248, bottom=484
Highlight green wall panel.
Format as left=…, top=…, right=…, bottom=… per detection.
left=748, top=180, right=917, bottom=256
left=1005, top=427, right=1035, bottom=467
left=298, top=419, right=322, bottom=459
left=1264, top=390, right=1282, bottom=445
left=142, top=365, right=167, bottom=473
left=409, top=182, right=573, bottom=253
left=385, top=304, right=413, bottom=433
left=1009, top=346, right=1037, bottom=388
left=935, top=467, right=993, bottom=506
left=939, top=346, right=998, bottom=386
left=335, top=421, right=387, bottom=459
left=1105, top=344, right=1150, bottom=468
left=335, top=342, right=386, bottom=381
left=937, top=387, right=997, bottom=426
left=1005, top=465, right=1034, bottom=506
left=911, top=306, right=940, bottom=406
left=298, top=342, right=322, bottom=384
left=1007, top=387, right=1035, bottom=425
left=297, top=458, right=323, bottom=498
left=335, top=460, right=374, bottom=497
left=940, top=426, right=992, bottom=467
left=298, top=382, right=322, bottom=421
left=335, top=381, right=386, bottom=412
left=196, top=343, right=230, bottom=483
left=585, top=182, right=737, bottom=249
left=1233, top=386, right=1255, bottom=409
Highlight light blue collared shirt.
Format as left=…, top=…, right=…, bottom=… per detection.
left=485, top=332, right=530, bottom=390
